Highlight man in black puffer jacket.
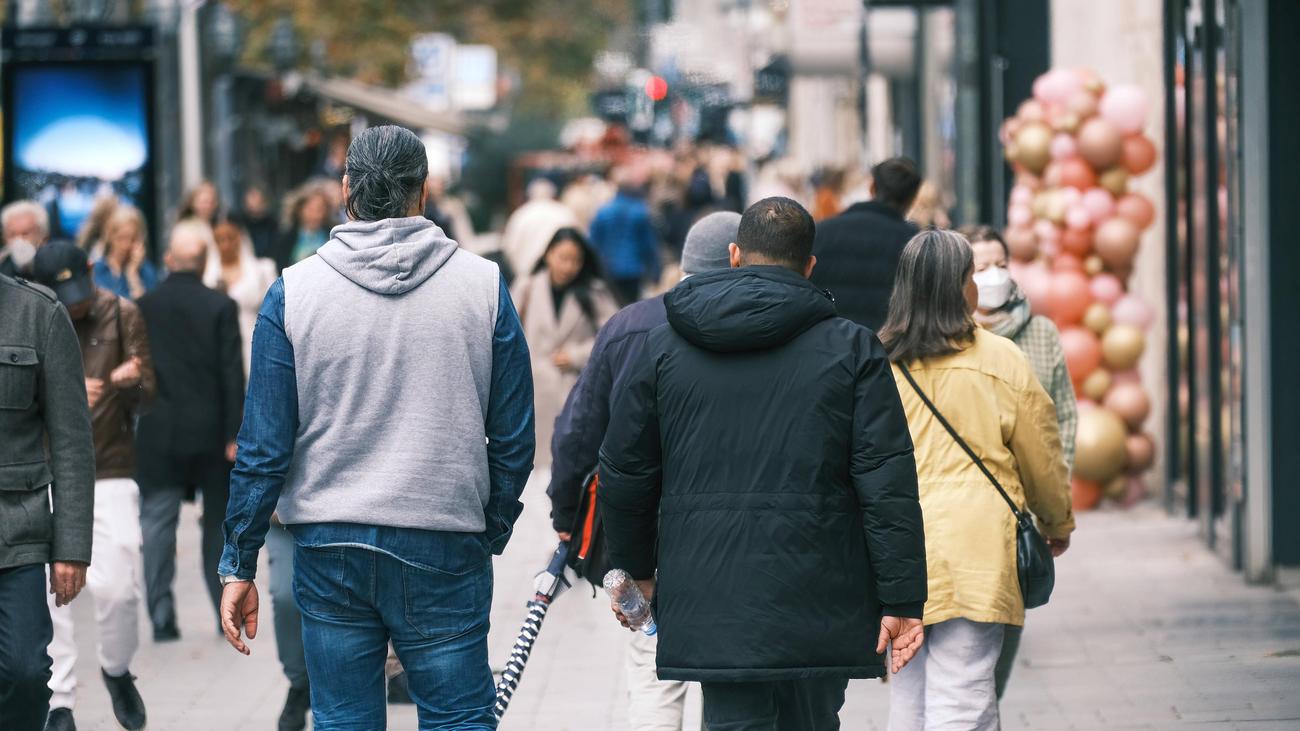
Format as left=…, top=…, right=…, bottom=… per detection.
left=599, top=197, right=928, bottom=729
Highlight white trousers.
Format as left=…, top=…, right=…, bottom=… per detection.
left=46, top=478, right=143, bottom=710
left=887, top=618, right=1005, bottom=731
left=626, top=629, right=690, bottom=731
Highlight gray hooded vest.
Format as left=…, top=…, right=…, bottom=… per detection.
left=278, top=216, right=500, bottom=533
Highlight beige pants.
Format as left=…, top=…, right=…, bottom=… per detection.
left=627, top=630, right=692, bottom=731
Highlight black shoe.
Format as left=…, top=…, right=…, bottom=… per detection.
left=278, top=684, right=311, bottom=731
left=44, top=707, right=76, bottom=731
left=387, top=671, right=413, bottom=704
left=152, top=623, right=180, bottom=642
left=102, top=669, right=147, bottom=731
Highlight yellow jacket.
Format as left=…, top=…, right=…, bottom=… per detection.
left=891, top=328, right=1074, bottom=627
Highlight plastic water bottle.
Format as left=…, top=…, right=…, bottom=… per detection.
left=603, top=569, right=657, bottom=636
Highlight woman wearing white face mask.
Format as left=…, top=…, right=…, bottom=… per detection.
left=960, top=224, right=1077, bottom=704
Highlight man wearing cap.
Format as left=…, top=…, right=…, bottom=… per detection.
left=31, top=242, right=155, bottom=731
left=0, top=268, right=93, bottom=730
left=547, top=210, right=740, bottom=730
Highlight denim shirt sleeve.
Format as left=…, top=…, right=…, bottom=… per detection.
left=483, top=273, right=535, bottom=554
left=218, top=278, right=298, bottom=580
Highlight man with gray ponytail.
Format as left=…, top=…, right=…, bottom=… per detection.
left=216, top=125, right=535, bottom=729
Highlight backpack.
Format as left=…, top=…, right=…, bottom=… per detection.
left=565, top=470, right=613, bottom=594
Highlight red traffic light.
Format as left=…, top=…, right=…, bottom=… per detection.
left=645, top=75, right=668, bottom=102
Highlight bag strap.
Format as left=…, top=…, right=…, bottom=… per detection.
left=897, top=362, right=1026, bottom=522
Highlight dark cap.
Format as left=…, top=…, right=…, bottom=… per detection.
left=31, top=240, right=93, bottom=307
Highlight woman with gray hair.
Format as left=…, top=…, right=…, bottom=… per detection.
left=879, top=229, right=1074, bottom=730
left=217, top=125, right=535, bottom=729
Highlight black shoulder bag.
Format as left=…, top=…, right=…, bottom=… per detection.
left=898, top=363, right=1055, bottom=609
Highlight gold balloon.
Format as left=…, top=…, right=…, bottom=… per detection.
left=1014, top=122, right=1053, bottom=175
left=1052, top=111, right=1081, bottom=134
left=1083, top=302, right=1112, bottom=333
left=1075, top=408, right=1130, bottom=483
left=1044, top=192, right=1068, bottom=224
left=1081, top=368, right=1113, bottom=401
left=1084, top=255, right=1105, bottom=276
left=1099, top=166, right=1130, bottom=196
left=1103, top=475, right=1128, bottom=500
left=1101, top=324, right=1146, bottom=370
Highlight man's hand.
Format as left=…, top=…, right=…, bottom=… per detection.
left=220, top=580, right=260, bottom=655
left=49, top=561, right=88, bottom=607
left=556, top=531, right=572, bottom=543
left=610, top=578, right=655, bottom=630
left=85, top=378, right=105, bottom=408
left=1048, top=535, right=1071, bottom=558
left=109, top=357, right=142, bottom=389
left=877, top=616, right=925, bottom=674
left=552, top=350, right=574, bottom=370
left=225, top=441, right=238, bottom=463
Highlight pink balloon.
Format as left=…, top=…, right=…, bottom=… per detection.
left=1040, top=239, right=1062, bottom=258
left=1010, top=184, right=1034, bottom=207
left=1065, top=204, right=1091, bottom=231
left=1008, top=204, right=1033, bottom=228
left=1089, top=273, right=1124, bottom=304
left=1060, top=187, right=1082, bottom=208
left=1020, top=262, right=1053, bottom=314
left=1008, top=259, right=1029, bottom=284
left=1111, top=294, right=1155, bottom=330
left=1077, top=398, right=1098, bottom=413
left=1050, top=133, right=1078, bottom=161
left=1122, top=476, right=1147, bottom=507
left=1099, top=84, right=1148, bottom=135
left=1111, top=369, right=1142, bottom=386
left=1034, top=68, right=1084, bottom=106
left=1033, top=219, right=1061, bottom=244
left=1081, top=188, right=1116, bottom=223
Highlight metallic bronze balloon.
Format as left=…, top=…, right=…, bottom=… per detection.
left=1125, top=432, right=1156, bottom=473
left=1068, top=90, right=1099, bottom=119
left=1081, top=367, right=1113, bottom=402
left=1014, top=122, right=1053, bottom=175
left=1094, top=217, right=1140, bottom=270
left=1077, top=118, right=1123, bottom=170
left=1103, top=382, right=1151, bottom=429
left=1083, top=301, right=1112, bottom=334
left=1075, top=408, right=1129, bottom=483
left=1101, top=324, right=1146, bottom=370
left=1099, top=166, right=1130, bottom=196
left=1005, top=226, right=1039, bottom=261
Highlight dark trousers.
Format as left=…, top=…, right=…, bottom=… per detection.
left=138, top=452, right=230, bottom=631
left=701, top=678, right=848, bottom=731
left=0, top=564, right=54, bottom=731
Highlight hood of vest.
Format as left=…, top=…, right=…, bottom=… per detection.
left=316, top=216, right=457, bottom=295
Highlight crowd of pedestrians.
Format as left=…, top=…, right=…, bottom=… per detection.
left=0, top=122, right=1078, bottom=731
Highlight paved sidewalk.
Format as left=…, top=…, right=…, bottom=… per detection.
left=65, top=482, right=1300, bottom=729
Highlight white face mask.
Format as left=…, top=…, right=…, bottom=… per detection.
left=6, top=239, right=36, bottom=269
left=973, top=266, right=1013, bottom=310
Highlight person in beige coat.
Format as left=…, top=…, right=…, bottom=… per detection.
left=512, top=227, right=619, bottom=468
left=878, top=229, right=1075, bottom=731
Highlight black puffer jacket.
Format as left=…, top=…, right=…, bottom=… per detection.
left=599, top=266, right=927, bottom=682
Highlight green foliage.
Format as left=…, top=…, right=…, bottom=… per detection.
left=225, top=0, right=632, bottom=119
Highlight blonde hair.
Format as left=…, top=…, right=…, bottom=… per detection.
left=104, top=205, right=147, bottom=248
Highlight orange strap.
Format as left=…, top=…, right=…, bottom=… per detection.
left=577, top=473, right=599, bottom=560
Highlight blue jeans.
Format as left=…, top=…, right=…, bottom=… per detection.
left=294, top=543, right=496, bottom=730
left=0, top=564, right=54, bottom=731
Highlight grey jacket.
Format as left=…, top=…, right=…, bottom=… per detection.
left=0, top=274, right=94, bottom=568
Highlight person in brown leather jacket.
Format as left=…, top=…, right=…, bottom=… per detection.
left=32, top=242, right=155, bottom=731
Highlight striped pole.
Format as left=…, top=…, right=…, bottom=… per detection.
left=493, top=542, right=569, bottom=720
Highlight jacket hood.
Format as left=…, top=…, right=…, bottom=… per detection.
left=664, top=266, right=836, bottom=353
left=316, top=216, right=457, bottom=295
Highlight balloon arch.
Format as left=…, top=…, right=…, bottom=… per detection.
left=1000, top=68, right=1157, bottom=510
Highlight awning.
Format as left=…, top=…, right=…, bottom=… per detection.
left=301, top=72, right=465, bottom=136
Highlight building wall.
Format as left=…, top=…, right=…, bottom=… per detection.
left=1051, top=0, right=1168, bottom=487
